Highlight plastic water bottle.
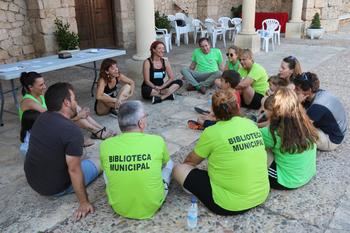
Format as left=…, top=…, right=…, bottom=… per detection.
left=187, top=196, right=198, bottom=229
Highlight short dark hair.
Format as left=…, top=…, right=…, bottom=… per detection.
left=45, top=82, right=74, bottom=112
left=198, top=37, right=209, bottom=46
left=293, top=72, right=320, bottom=93
left=221, top=70, right=241, bottom=89
left=19, top=72, right=42, bottom=96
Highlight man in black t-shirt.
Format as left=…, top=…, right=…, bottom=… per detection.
left=24, top=82, right=101, bottom=221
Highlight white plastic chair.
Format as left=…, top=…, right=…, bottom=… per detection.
left=168, top=15, right=189, bottom=46
left=175, top=12, right=186, bottom=20
left=155, top=27, right=172, bottom=53
left=218, top=17, right=235, bottom=40
left=257, top=29, right=274, bottom=52
left=204, top=18, right=226, bottom=48
left=262, top=19, right=281, bottom=45
left=192, top=19, right=207, bottom=44
left=230, top=18, right=242, bottom=41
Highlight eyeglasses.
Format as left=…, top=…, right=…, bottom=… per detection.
left=226, top=53, right=235, bottom=57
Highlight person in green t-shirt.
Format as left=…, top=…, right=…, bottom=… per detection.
left=181, top=37, right=224, bottom=95
left=174, top=90, right=269, bottom=215
left=19, top=72, right=115, bottom=144
left=236, top=49, right=269, bottom=109
left=100, top=101, right=174, bottom=219
left=260, top=88, right=318, bottom=190
left=214, top=45, right=241, bottom=89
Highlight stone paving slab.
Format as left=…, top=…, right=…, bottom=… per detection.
left=1, top=25, right=350, bottom=233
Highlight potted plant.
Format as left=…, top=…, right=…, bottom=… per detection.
left=155, top=11, right=171, bottom=33
left=306, top=13, right=324, bottom=39
left=54, top=18, right=80, bottom=52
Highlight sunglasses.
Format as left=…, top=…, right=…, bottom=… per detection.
left=299, top=72, right=311, bottom=82
left=286, top=55, right=296, bottom=61
left=226, top=53, right=235, bottom=57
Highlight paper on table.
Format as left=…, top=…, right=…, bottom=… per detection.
left=0, top=66, right=24, bottom=73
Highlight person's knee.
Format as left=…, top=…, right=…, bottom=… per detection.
left=214, top=78, right=221, bottom=88
left=173, top=163, right=194, bottom=186
left=174, top=79, right=183, bottom=87
left=181, top=67, right=190, bottom=75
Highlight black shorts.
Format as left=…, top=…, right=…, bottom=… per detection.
left=183, top=168, right=250, bottom=216
left=141, top=79, right=183, bottom=99
left=268, top=161, right=294, bottom=190
left=241, top=92, right=264, bottom=110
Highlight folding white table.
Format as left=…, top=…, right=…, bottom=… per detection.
left=0, top=48, right=126, bottom=126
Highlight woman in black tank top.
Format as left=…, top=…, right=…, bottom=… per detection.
left=95, top=58, right=135, bottom=117
left=142, top=41, right=183, bottom=104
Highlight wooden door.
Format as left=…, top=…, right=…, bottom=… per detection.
left=75, top=0, right=116, bottom=49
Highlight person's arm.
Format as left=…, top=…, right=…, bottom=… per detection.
left=236, top=77, right=254, bottom=90
left=66, top=155, right=94, bottom=221
left=21, top=99, right=47, bottom=113
left=219, top=61, right=225, bottom=71
left=142, top=59, right=160, bottom=90
left=160, top=59, right=175, bottom=89
left=118, top=73, right=135, bottom=96
left=189, top=61, right=196, bottom=71
left=95, top=78, right=117, bottom=103
left=183, top=151, right=204, bottom=166
left=224, top=62, right=229, bottom=71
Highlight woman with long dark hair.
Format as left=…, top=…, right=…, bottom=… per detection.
left=20, top=72, right=115, bottom=142
left=95, top=58, right=134, bottom=117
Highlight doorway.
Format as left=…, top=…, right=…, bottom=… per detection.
left=75, top=0, right=116, bottom=49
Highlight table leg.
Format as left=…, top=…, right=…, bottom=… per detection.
left=10, top=79, right=19, bottom=109
left=0, top=81, right=4, bottom=126
left=91, top=61, right=98, bottom=97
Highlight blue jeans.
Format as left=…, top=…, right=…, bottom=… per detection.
left=54, top=159, right=99, bottom=196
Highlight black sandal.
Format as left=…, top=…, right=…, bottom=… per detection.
left=91, top=127, right=110, bottom=140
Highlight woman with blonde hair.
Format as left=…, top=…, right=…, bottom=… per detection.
left=174, top=89, right=269, bottom=215
left=95, top=58, right=135, bottom=117
left=237, top=49, right=269, bottom=109
left=260, top=87, right=318, bottom=190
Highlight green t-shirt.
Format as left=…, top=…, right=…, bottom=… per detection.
left=192, top=48, right=223, bottom=73
left=226, top=60, right=240, bottom=71
left=238, top=63, right=269, bottom=95
left=100, top=132, right=170, bottom=219
left=19, top=94, right=47, bottom=120
left=194, top=117, right=269, bottom=211
left=260, top=127, right=317, bottom=188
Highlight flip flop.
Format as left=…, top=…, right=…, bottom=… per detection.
left=194, top=107, right=210, bottom=115
left=187, top=120, right=204, bottom=130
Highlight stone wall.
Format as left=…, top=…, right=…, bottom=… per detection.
left=114, top=0, right=135, bottom=49
left=0, top=0, right=35, bottom=64
left=0, top=0, right=76, bottom=64
left=303, top=0, right=345, bottom=31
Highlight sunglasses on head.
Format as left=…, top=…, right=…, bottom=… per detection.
left=299, top=72, right=311, bottom=82
left=286, top=55, right=296, bottom=61
left=226, top=53, right=235, bottom=57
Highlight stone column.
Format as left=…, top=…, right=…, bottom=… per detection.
left=126, top=0, right=156, bottom=86
left=132, top=0, right=156, bottom=60
left=234, top=0, right=260, bottom=53
left=286, top=0, right=304, bottom=38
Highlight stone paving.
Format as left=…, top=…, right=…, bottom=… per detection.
left=0, top=25, right=350, bottom=233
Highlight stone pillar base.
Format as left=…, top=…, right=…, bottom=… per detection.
left=285, top=22, right=304, bottom=39
left=234, top=34, right=261, bottom=53
left=126, top=58, right=144, bottom=88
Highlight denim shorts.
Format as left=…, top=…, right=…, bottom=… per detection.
left=54, top=159, right=99, bottom=196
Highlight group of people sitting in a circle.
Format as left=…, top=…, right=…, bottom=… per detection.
left=19, top=37, right=347, bottom=221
